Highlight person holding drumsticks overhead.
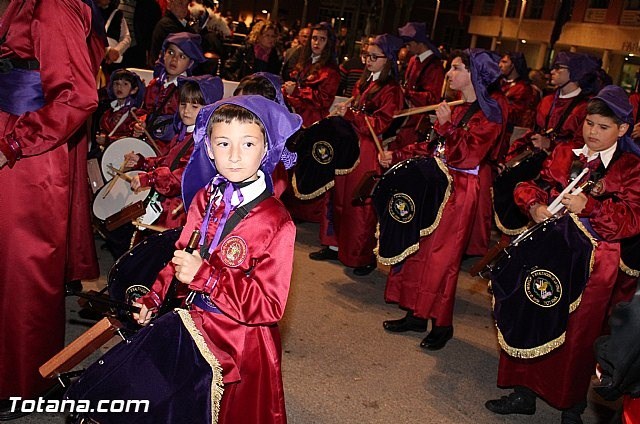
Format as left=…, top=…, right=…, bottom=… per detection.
left=309, top=34, right=405, bottom=276
left=486, top=85, right=640, bottom=424
left=124, top=75, right=223, bottom=229
left=382, top=49, right=507, bottom=350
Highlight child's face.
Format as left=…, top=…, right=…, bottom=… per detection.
left=164, top=44, right=193, bottom=77
left=179, top=102, right=204, bottom=127
left=364, top=44, right=387, bottom=73
left=208, top=119, right=266, bottom=183
left=112, top=79, right=136, bottom=100
left=583, top=113, right=628, bottom=153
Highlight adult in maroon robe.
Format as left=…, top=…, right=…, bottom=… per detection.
left=487, top=85, right=640, bottom=423
left=0, top=0, right=98, bottom=403
left=383, top=49, right=506, bottom=350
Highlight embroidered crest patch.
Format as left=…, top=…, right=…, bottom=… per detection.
left=220, top=236, right=248, bottom=267
left=524, top=268, right=562, bottom=308
left=125, top=284, right=150, bottom=304
left=388, top=193, right=415, bottom=223
left=312, top=140, right=334, bottom=165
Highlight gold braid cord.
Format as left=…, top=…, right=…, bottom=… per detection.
left=374, top=157, right=453, bottom=265
left=177, top=309, right=224, bottom=424
left=490, top=187, right=530, bottom=236
left=620, top=259, right=640, bottom=277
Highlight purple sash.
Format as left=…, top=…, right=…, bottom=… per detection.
left=0, top=68, right=45, bottom=115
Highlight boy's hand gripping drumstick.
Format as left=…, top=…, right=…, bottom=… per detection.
left=130, top=108, right=161, bottom=154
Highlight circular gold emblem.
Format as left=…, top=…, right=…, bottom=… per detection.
left=388, top=193, right=415, bottom=223
left=125, top=284, right=150, bottom=305
left=312, top=140, right=334, bottom=165
left=524, top=268, right=562, bottom=307
left=220, top=236, right=248, bottom=267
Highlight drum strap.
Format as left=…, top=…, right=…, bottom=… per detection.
left=147, top=84, right=178, bottom=132
left=541, top=93, right=585, bottom=136
left=199, top=188, right=271, bottom=259
left=169, top=137, right=194, bottom=171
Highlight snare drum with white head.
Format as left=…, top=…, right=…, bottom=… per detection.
left=101, top=137, right=156, bottom=180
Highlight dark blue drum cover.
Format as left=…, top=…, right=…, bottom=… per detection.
left=492, top=150, right=548, bottom=235
left=372, top=157, right=452, bottom=265
left=65, top=311, right=223, bottom=424
left=620, top=233, right=640, bottom=277
left=108, top=228, right=182, bottom=326
left=292, top=116, right=360, bottom=200
left=489, top=214, right=596, bottom=358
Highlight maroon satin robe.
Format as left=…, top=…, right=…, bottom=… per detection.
left=0, top=0, right=98, bottom=398
left=500, top=78, right=538, bottom=130
left=99, top=105, right=137, bottom=143
left=498, top=144, right=640, bottom=409
left=384, top=101, right=504, bottom=326
left=321, top=80, right=404, bottom=267
left=140, top=188, right=295, bottom=424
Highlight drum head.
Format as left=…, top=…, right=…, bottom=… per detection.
left=490, top=215, right=595, bottom=357
left=93, top=171, right=150, bottom=221
left=108, top=227, right=182, bottom=325
left=292, top=116, right=360, bottom=199
left=372, top=157, right=451, bottom=265
left=101, top=137, right=156, bottom=179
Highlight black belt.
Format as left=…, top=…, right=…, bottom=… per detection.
left=0, top=57, right=40, bottom=73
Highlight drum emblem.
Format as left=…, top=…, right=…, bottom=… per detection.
left=524, top=268, right=562, bottom=307
left=220, top=236, right=248, bottom=267
left=388, top=193, right=415, bottom=223
left=125, top=284, right=151, bottom=305
left=312, top=141, right=334, bottom=165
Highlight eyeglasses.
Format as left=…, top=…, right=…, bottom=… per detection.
left=361, top=54, right=387, bottom=62
left=551, top=64, right=569, bottom=71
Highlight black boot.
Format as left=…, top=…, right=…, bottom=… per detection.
left=485, top=387, right=536, bottom=415
left=309, top=246, right=339, bottom=261
left=561, top=400, right=587, bottom=424
left=420, top=322, right=454, bottom=350
left=383, top=311, right=428, bottom=333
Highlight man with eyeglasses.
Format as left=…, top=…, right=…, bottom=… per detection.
left=377, top=22, right=444, bottom=166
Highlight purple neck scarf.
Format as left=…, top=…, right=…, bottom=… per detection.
left=199, top=175, right=244, bottom=255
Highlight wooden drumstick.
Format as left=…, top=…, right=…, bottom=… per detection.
left=171, top=202, right=184, bottom=216
left=130, top=108, right=161, bottom=154
left=393, top=100, right=465, bottom=118
left=329, top=96, right=354, bottom=117
left=364, top=115, right=384, bottom=155
left=107, top=164, right=133, bottom=182
left=131, top=221, right=169, bottom=232
left=101, top=160, right=126, bottom=199
left=440, top=78, right=449, bottom=101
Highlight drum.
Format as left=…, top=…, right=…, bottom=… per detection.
left=492, top=149, right=548, bottom=235
left=620, top=233, right=640, bottom=277
left=108, top=227, right=182, bottom=326
left=292, top=116, right=360, bottom=200
left=371, top=157, right=452, bottom=265
left=489, top=214, right=596, bottom=358
left=101, top=137, right=156, bottom=181
left=92, top=171, right=150, bottom=221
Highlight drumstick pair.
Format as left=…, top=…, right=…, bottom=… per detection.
left=101, top=160, right=127, bottom=199
left=130, top=108, right=161, bottom=154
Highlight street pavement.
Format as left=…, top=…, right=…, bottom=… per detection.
left=13, top=221, right=618, bottom=423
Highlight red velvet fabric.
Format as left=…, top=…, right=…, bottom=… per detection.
left=384, top=101, right=504, bottom=325
left=0, top=0, right=98, bottom=398
left=624, top=396, right=640, bottom=424
left=326, top=80, right=404, bottom=267
left=138, top=132, right=194, bottom=228
left=140, top=189, right=295, bottom=423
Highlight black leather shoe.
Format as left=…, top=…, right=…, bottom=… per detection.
left=309, top=247, right=339, bottom=261
left=383, top=313, right=428, bottom=333
left=353, top=263, right=377, bottom=276
left=485, top=391, right=536, bottom=415
left=561, top=400, right=586, bottom=424
left=420, top=325, right=453, bottom=350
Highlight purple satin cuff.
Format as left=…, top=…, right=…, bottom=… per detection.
left=0, top=68, right=45, bottom=115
